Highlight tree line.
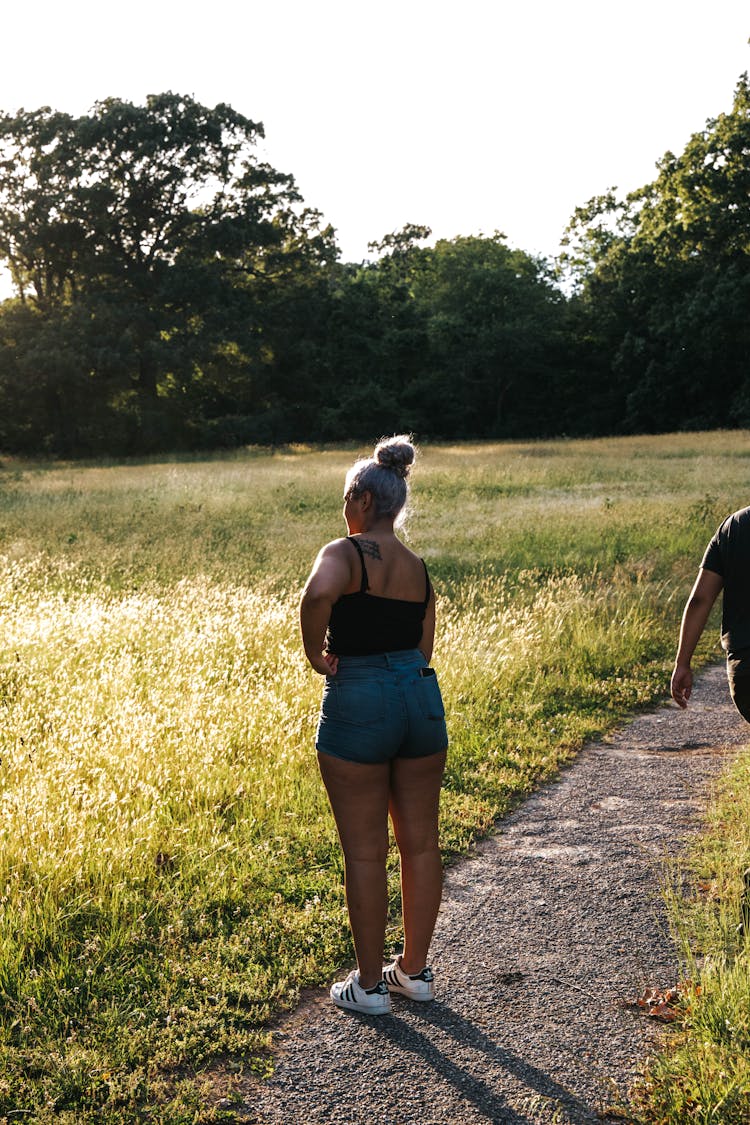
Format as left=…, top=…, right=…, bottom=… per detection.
left=0, top=78, right=748, bottom=457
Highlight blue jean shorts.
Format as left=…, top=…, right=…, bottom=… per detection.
left=315, top=649, right=449, bottom=765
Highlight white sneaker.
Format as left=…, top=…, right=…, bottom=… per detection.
left=383, top=957, right=435, bottom=1001
left=330, top=970, right=391, bottom=1015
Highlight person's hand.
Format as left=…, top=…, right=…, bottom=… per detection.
left=309, top=651, right=339, bottom=676
left=671, top=664, right=693, bottom=709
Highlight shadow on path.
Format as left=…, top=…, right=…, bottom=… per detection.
left=241, top=666, right=749, bottom=1125
left=372, top=1000, right=595, bottom=1123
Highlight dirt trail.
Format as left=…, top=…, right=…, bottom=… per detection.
left=236, top=665, right=748, bottom=1124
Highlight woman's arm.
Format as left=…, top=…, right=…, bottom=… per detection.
left=671, top=567, right=724, bottom=708
left=300, top=541, right=351, bottom=675
left=420, top=588, right=436, bottom=664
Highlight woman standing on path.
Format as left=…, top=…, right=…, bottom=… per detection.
left=300, top=436, right=448, bottom=1015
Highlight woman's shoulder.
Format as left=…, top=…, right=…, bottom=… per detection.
left=304, top=538, right=357, bottom=598
left=315, top=536, right=356, bottom=562
left=323, top=535, right=356, bottom=552
left=395, top=539, right=425, bottom=565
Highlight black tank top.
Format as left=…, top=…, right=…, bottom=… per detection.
left=326, top=537, right=431, bottom=656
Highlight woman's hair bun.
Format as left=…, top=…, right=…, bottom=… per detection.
left=374, top=435, right=416, bottom=479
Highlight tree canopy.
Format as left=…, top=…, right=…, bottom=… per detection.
left=559, top=72, right=750, bottom=434
left=0, top=77, right=748, bottom=455
left=0, top=94, right=335, bottom=452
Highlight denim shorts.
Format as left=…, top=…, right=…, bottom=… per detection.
left=315, top=649, right=449, bottom=765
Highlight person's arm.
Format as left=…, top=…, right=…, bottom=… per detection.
left=300, top=541, right=351, bottom=675
left=671, top=568, right=724, bottom=708
left=420, top=589, right=436, bottom=664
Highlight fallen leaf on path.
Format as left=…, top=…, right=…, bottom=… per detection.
left=635, top=986, right=681, bottom=1022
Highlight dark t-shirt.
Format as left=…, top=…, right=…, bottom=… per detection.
left=701, top=505, right=750, bottom=671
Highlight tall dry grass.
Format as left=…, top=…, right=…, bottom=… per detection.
left=0, top=431, right=746, bottom=1120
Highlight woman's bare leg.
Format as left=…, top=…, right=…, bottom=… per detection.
left=317, top=753, right=391, bottom=988
left=388, top=750, right=446, bottom=974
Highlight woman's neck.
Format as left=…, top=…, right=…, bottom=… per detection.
left=349, top=518, right=396, bottom=537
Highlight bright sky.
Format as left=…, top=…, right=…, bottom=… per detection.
left=1, top=1, right=748, bottom=266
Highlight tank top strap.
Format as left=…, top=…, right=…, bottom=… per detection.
left=346, top=536, right=369, bottom=593
left=421, top=559, right=431, bottom=609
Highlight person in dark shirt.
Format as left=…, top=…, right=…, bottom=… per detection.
left=671, top=505, right=750, bottom=721
left=300, top=435, right=448, bottom=1015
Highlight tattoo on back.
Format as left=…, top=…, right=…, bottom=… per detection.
left=359, top=538, right=382, bottom=560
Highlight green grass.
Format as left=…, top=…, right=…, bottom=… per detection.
left=0, top=431, right=746, bottom=1121
left=632, top=748, right=750, bottom=1124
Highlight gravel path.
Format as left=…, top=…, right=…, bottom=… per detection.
left=238, top=665, right=748, bottom=1124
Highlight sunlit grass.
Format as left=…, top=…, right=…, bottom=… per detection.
left=632, top=747, right=750, bottom=1124
left=0, top=431, right=747, bottom=1120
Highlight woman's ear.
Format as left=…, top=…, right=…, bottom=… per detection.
left=359, top=490, right=373, bottom=511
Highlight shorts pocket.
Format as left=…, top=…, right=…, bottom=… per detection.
left=416, top=672, right=445, bottom=720
left=320, top=678, right=385, bottom=726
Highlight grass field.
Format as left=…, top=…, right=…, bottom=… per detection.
left=633, top=730, right=750, bottom=1124
left=0, top=432, right=747, bottom=1122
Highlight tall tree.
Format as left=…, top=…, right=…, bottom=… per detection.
left=559, top=72, right=750, bottom=434
left=0, top=93, right=334, bottom=452
left=412, top=233, right=566, bottom=438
